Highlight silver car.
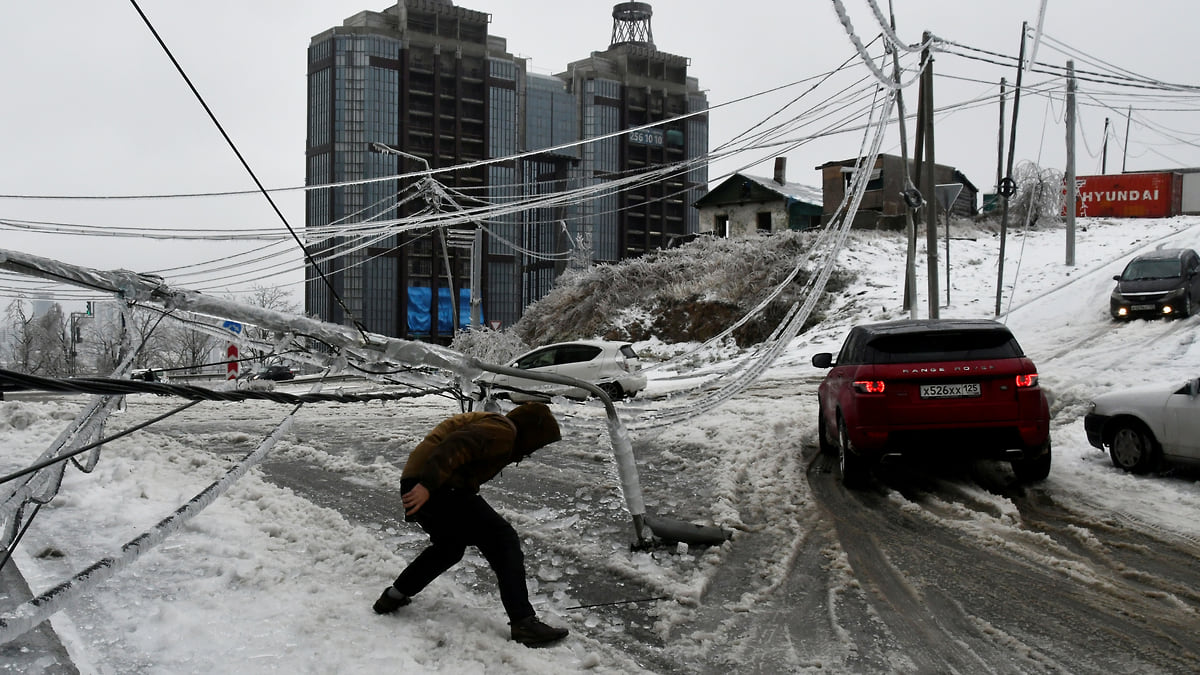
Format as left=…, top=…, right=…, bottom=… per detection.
left=479, top=340, right=647, bottom=402
left=1084, top=377, right=1200, bottom=473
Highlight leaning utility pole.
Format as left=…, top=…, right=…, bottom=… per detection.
left=920, top=31, right=939, bottom=319
left=995, top=22, right=1027, bottom=317
left=1065, top=60, right=1077, bottom=266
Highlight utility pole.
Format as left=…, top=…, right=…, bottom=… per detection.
left=920, top=31, right=939, bottom=319
left=1065, top=60, right=1077, bottom=266
left=1102, top=117, right=1110, bottom=173
left=469, top=228, right=482, bottom=329
left=890, top=9, right=920, bottom=319
left=370, top=142, right=487, bottom=334
left=996, top=78, right=1007, bottom=208
left=995, top=22, right=1027, bottom=317
left=1122, top=105, right=1132, bottom=173
left=436, top=228, right=459, bottom=334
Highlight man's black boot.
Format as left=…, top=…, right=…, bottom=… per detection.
left=373, top=587, right=411, bottom=614
left=510, top=616, right=569, bottom=647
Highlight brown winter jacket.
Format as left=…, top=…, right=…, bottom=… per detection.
left=401, top=403, right=561, bottom=494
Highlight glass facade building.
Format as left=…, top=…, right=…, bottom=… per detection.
left=306, top=2, right=502, bottom=341
left=305, top=1, right=706, bottom=340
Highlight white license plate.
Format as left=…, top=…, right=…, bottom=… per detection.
left=920, top=383, right=981, bottom=399
left=1132, top=304, right=1155, bottom=311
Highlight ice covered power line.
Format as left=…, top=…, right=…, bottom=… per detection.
left=0, top=246, right=660, bottom=545
left=940, top=37, right=1200, bottom=94
left=0, top=396, right=308, bottom=647
left=862, top=0, right=937, bottom=53
left=1034, top=31, right=1200, bottom=92
left=1025, top=0, right=1050, bottom=75
left=829, top=0, right=932, bottom=90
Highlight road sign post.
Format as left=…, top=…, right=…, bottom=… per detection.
left=935, top=183, right=964, bottom=307
left=222, top=320, right=243, bottom=380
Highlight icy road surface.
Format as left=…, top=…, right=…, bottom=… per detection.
left=7, top=218, right=1200, bottom=672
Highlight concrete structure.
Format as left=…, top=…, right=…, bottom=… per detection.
left=694, top=158, right=822, bottom=236
left=816, top=154, right=977, bottom=229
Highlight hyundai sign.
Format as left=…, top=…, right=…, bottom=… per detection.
left=1067, top=173, right=1182, bottom=218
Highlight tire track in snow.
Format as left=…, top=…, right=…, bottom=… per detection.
left=807, top=453, right=1036, bottom=674
left=809, top=454, right=1200, bottom=673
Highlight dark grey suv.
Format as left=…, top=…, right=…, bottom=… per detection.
left=1110, top=248, right=1200, bottom=320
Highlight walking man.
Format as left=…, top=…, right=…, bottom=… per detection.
left=373, top=402, right=570, bottom=647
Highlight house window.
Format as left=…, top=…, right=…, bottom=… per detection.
left=757, top=212, right=772, bottom=233
left=715, top=214, right=729, bottom=238
left=842, top=166, right=883, bottom=191
left=866, top=169, right=884, bottom=191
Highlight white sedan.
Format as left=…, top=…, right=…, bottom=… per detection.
left=477, top=339, right=647, bottom=402
left=1084, top=377, right=1200, bottom=473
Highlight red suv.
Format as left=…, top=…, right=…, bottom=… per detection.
left=811, top=319, right=1051, bottom=487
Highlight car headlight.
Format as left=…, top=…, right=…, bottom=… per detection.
left=1161, top=287, right=1185, bottom=300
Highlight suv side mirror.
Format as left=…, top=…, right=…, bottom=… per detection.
left=811, top=352, right=834, bottom=368
left=1112, top=274, right=1122, bottom=282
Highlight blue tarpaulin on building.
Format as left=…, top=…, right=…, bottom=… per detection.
left=407, top=287, right=476, bottom=334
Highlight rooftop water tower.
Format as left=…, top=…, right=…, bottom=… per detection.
left=610, top=2, right=654, bottom=48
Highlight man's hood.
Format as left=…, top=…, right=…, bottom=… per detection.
left=506, top=402, right=562, bottom=457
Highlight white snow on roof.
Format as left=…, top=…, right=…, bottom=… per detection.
left=740, top=173, right=823, bottom=205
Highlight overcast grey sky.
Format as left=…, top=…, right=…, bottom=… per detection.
left=3, top=1, right=1198, bottom=302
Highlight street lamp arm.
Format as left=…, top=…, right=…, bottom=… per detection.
left=369, top=142, right=430, bottom=172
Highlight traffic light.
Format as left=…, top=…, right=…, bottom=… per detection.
left=85, top=301, right=93, bottom=316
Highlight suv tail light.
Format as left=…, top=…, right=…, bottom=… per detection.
left=1015, top=373, right=1038, bottom=388
left=853, top=380, right=886, bottom=394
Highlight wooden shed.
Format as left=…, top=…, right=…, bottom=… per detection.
left=816, top=154, right=978, bottom=229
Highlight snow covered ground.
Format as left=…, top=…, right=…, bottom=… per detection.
left=3, top=215, right=1200, bottom=673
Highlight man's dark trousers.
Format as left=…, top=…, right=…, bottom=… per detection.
left=393, top=488, right=535, bottom=621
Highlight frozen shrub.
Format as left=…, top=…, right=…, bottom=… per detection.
left=513, top=231, right=857, bottom=347
left=449, top=327, right=530, bottom=365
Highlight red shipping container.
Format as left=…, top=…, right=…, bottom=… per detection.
left=1068, top=172, right=1181, bottom=218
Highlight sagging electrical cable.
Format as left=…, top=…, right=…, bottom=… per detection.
left=0, top=369, right=454, bottom=405
left=0, top=503, right=42, bottom=575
